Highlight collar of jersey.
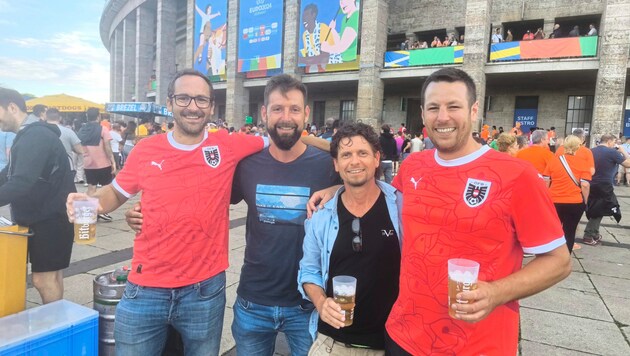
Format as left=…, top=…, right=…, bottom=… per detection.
left=434, top=144, right=490, bottom=167
left=167, top=130, right=208, bottom=151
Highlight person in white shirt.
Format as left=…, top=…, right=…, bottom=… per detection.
left=588, top=24, right=598, bottom=36
left=491, top=28, right=503, bottom=43
left=110, top=122, right=123, bottom=171
left=410, top=132, right=424, bottom=153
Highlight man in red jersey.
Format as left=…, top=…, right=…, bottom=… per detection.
left=384, top=68, right=571, bottom=355
left=66, top=69, right=267, bottom=355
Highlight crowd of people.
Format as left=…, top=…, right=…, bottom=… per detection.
left=0, top=66, right=628, bottom=356
left=492, top=23, right=598, bottom=44
left=400, top=33, right=463, bottom=51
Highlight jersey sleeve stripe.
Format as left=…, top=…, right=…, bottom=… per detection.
left=522, top=236, right=566, bottom=254
left=112, top=179, right=135, bottom=199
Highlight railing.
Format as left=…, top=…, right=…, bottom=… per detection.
left=384, top=46, right=464, bottom=68
left=489, top=36, right=598, bottom=62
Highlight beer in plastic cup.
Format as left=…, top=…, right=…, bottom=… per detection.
left=332, top=275, right=357, bottom=327
left=73, top=198, right=99, bottom=245
left=447, top=258, right=479, bottom=318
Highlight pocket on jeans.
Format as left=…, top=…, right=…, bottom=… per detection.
left=123, top=281, right=140, bottom=299
left=298, top=301, right=315, bottom=312
left=236, top=295, right=251, bottom=310
left=197, top=275, right=226, bottom=300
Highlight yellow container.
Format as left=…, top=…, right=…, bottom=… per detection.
left=0, top=225, right=31, bottom=318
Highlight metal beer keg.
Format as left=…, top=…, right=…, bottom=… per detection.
left=93, top=267, right=129, bottom=356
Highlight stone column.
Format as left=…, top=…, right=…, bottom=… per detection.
left=135, top=5, right=155, bottom=102
left=461, top=0, right=491, bottom=131
left=226, top=0, right=248, bottom=128
left=590, top=1, right=630, bottom=145
left=113, top=26, right=124, bottom=102
left=282, top=0, right=301, bottom=78
left=356, top=0, right=388, bottom=128
left=185, top=0, right=195, bottom=67
left=109, top=39, right=115, bottom=102
left=122, top=17, right=137, bottom=102
left=156, top=0, right=177, bottom=104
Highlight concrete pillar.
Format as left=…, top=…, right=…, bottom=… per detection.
left=109, top=39, right=115, bottom=102
left=356, top=0, right=388, bottom=128
left=156, top=0, right=177, bottom=105
left=282, top=0, right=301, bottom=78
left=462, top=0, right=491, bottom=131
left=185, top=0, right=195, bottom=67
left=226, top=0, right=248, bottom=128
left=113, top=26, right=124, bottom=102
left=135, top=5, right=155, bottom=102
left=590, top=1, right=630, bottom=145
left=122, top=17, right=137, bottom=102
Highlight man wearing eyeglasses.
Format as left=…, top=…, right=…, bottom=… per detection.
left=298, top=123, right=402, bottom=355
left=66, top=69, right=268, bottom=355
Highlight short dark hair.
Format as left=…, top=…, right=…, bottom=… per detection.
left=381, top=124, right=391, bottom=133
left=264, top=74, right=307, bottom=107
left=46, top=108, right=61, bottom=121
left=32, top=104, right=48, bottom=116
left=167, top=69, right=214, bottom=99
left=421, top=68, right=477, bottom=107
left=86, top=107, right=100, bottom=121
left=330, top=123, right=381, bottom=159
left=304, top=3, right=318, bottom=17
left=0, top=87, right=27, bottom=112
left=599, top=134, right=615, bottom=144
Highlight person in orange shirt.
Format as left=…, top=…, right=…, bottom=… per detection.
left=547, top=126, right=557, bottom=152
left=544, top=135, right=591, bottom=252
left=480, top=124, right=490, bottom=141
left=516, top=130, right=554, bottom=174
left=511, top=122, right=522, bottom=136
left=556, top=128, right=595, bottom=175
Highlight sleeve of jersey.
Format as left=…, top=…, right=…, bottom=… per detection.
left=111, top=144, right=141, bottom=198
left=231, top=134, right=268, bottom=161
left=511, top=166, right=566, bottom=254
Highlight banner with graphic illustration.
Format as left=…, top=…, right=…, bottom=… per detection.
left=193, top=0, right=228, bottom=82
left=237, top=0, right=283, bottom=73
left=298, top=0, right=361, bottom=73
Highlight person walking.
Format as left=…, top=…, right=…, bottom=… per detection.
left=378, top=124, right=397, bottom=183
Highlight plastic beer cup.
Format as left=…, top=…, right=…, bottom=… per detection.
left=73, top=198, right=99, bottom=245
left=447, top=258, right=479, bottom=318
left=332, top=275, right=357, bottom=327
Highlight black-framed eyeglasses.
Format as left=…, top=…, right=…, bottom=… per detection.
left=351, top=217, right=362, bottom=252
left=169, top=94, right=214, bottom=109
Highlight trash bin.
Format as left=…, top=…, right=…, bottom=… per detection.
left=93, top=267, right=129, bottom=356
left=0, top=225, right=32, bottom=318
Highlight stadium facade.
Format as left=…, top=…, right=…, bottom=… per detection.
left=101, top=0, right=630, bottom=143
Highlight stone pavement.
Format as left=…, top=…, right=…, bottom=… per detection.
left=9, top=185, right=630, bottom=355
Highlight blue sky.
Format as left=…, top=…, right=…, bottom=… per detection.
left=0, top=0, right=110, bottom=103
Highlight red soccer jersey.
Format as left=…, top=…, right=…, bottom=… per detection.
left=113, top=130, right=265, bottom=288
left=386, top=145, right=564, bottom=356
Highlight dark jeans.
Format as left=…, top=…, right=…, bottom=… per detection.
left=384, top=330, right=412, bottom=356
left=554, top=202, right=585, bottom=252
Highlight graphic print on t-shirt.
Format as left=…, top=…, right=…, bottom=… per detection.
left=255, top=184, right=310, bottom=225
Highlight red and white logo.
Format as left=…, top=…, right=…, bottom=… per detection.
left=203, top=146, right=221, bottom=168
left=463, top=178, right=491, bottom=208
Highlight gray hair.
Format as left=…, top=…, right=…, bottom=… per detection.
left=531, top=130, right=547, bottom=144
left=572, top=128, right=585, bottom=139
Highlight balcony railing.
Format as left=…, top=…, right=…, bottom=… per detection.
left=489, top=36, right=598, bottom=62
left=384, top=46, right=464, bottom=68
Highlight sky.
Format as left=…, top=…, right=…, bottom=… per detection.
left=0, top=0, right=110, bottom=103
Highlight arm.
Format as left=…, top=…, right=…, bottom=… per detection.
left=72, top=143, right=85, bottom=155
left=324, top=26, right=357, bottom=54
left=303, top=284, right=345, bottom=329
left=301, top=135, right=330, bottom=152
left=125, top=202, right=143, bottom=232
left=66, top=185, right=128, bottom=222
left=307, top=185, right=342, bottom=217
left=195, top=4, right=204, bottom=17
left=103, top=139, right=116, bottom=174
left=580, top=181, right=590, bottom=203
left=452, top=245, right=570, bottom=322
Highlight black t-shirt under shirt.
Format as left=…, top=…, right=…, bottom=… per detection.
left=318, top=191, right=401, bottom=349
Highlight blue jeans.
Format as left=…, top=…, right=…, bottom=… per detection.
left=380, top=161, right=393, bottom=184
left=231, top=295, right=314, bottom=356
left=114, top=272, right=226, bottom=356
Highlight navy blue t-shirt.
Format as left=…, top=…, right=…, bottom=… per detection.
left=591, top=146, right=625, bottom=184
left=232, top=146, right=340, bottom=306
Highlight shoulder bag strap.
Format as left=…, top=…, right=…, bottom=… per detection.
left=559, top=155, right=580, bottom=187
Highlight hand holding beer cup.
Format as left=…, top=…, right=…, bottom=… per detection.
left=448, top=259, right=479, bottom=319
left=332, top=275, right=357, bottom=327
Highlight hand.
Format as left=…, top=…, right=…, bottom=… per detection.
left=111, top=165, right=117, bottom=175
left=307, top=185, right=341, bottom=218
left=125, top=202, right=143, bottom=233
left=317, top=297, right=346, bottom=329
left=66, top=193, right=102, bottom=223
left=450, top=280, right=501, bottom=323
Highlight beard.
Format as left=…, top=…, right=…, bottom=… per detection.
left=268, top=122, right=302, bottom=150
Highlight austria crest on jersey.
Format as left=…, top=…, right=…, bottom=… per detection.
left=203, top=146, right=221, bottom=168
left=463, top=178, right=491, bottom=208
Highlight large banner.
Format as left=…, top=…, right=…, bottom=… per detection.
left=490, top=36, right=597, bottom=61
left=298, top=0, right=361, bottom=73
left=384, top=46, right=464, bottom=68
left=193, top=0, right=228, bottom=82
left=623, top=110, right=630, bottom=138
left=238, top=0, right=283, bottom=73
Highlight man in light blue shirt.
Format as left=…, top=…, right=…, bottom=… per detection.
left=0, top=130, right=15, bottom=171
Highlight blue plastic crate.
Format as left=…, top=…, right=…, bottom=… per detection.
left=0, top=300, right=98, bottom=356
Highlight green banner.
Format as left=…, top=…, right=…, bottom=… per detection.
left=409, top=47, right=455, bottom=66
left=579, top=36, right=598, bottom=57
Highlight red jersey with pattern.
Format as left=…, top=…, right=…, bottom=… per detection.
left=386, top=145, right=564, bottom=356
left=113, top=130, right=264, bottom=288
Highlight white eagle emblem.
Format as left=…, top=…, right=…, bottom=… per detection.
left=203, top=146, right=221, bottom=168
left=463, top=178, right=491, bottom=208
